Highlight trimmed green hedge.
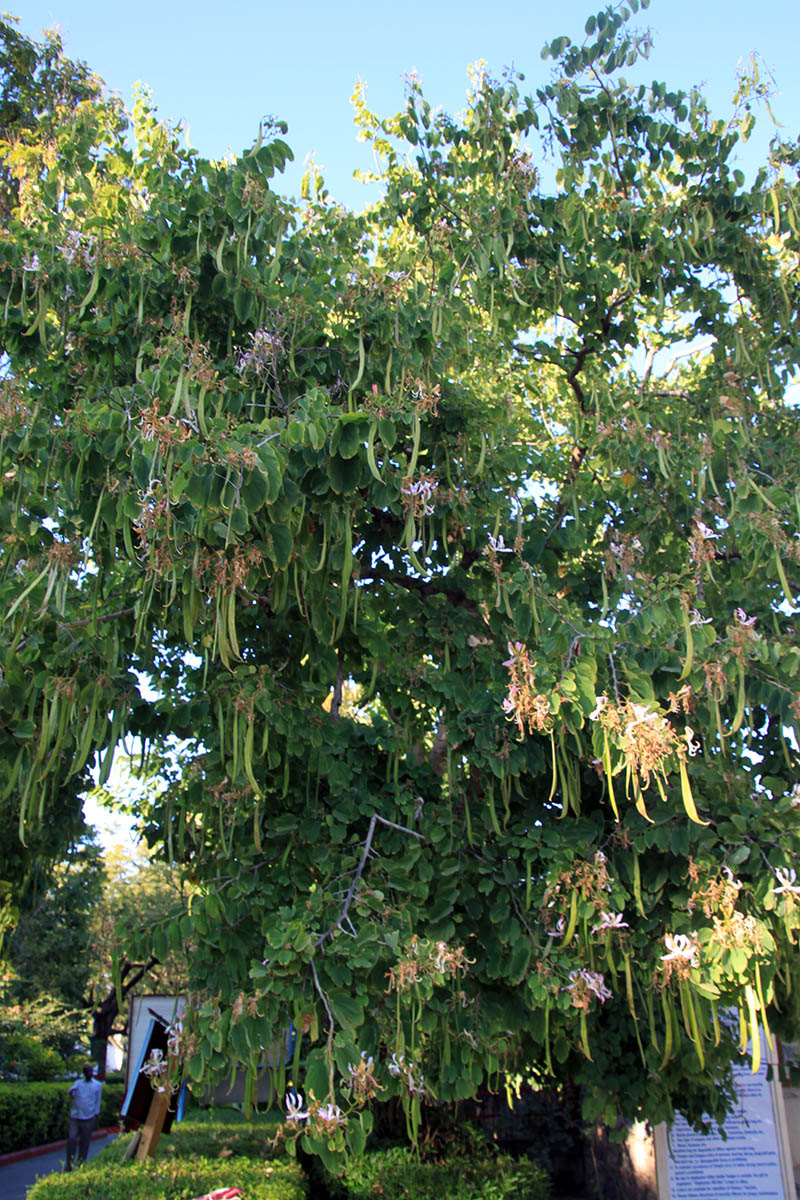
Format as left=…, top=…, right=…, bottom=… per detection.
left=95, top=1114, right=286, bottom=1164
left=26, top=1156, right=307, bottom=1200
left=328, top=1147, right=550, bottom=1200
left=0, top=1080, right=125, bottom=1154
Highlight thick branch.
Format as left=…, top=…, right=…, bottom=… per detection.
left=60, top=606, right=136, bottom=631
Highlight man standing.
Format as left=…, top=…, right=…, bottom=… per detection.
left=65, top=1063, right=103, bottom=1171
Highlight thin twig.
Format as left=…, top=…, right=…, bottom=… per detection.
left=315, top=814, right=423, bottom=951
left=608, top=654, right=621, bottom=703
left=310, top=958, right=335, bottom=1033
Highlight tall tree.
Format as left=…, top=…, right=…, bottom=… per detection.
left=2, top=3, right=800, bottom=1163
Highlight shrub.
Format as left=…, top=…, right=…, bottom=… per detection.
left=26, top=1155, right=307, bottom=1200
left=0, top=1080, right=125, bottom=1153
left=0, top=1034, right=64, bottom=1081
left=328, top=1146, right=550, bottom=1200
left=95, top=1114, right=286, bottom=1164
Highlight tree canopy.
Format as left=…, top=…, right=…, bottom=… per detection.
left=2, top=2, right=800, bottom=1162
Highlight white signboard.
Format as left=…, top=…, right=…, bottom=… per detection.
left=655, top=1046, right=794, bottom=1200
left=125, top=995, right=184, bottom=1096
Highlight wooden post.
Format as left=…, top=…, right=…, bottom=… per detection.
left=135, top=1088, right=170, bottom=1161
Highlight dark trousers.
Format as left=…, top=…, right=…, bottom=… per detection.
left=66, top=1115, right=95, bottom=1168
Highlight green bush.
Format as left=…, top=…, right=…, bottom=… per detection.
left=0, top=1080, right=125, bottom=1153
left=0, top=1034, right=64, bottom=1081
left=329, top=1147, right=550, bottom=1200
left=26, top=1155, right=307, bottom=1200
left=95, top=1114, right=286, bottom=1164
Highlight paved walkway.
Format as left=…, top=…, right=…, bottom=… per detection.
left=0, top=1132, right=119, bottom=1200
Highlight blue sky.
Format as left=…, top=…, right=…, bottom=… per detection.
left=16, top=0, right=800, bottom=210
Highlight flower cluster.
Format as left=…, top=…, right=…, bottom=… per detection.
left=137, top=402, right=190, bottom=448
left=660, top=932, right=699, bottom=980
left=589, top=696, right=684, bottom=789
left=56, top=229, right=97, bottom=268
left=141, top=1048, right=172, bottom=1094
left=236, top=327, right=284, bottom=378
left=408, top=376, right=440, bottom=416
left=688, top=519, right=719, bottom=566
left=542, top=851, right=613, bottom=935
left=285, top=1092, right=348, bottom=1134
left=591, top=911, right=629, bottom=935
left=401, top=471, right=438, bottom=519
left=728, top=608, right=759, bottom=659
left=344, top=1052, right=383, bottom=1103
left=387, top=935, right=472, bottom=992
left=689, top=865, right=742, bottom=919
left=502, top=641, right=553, bottom=737
left=563, top=969, right=612, bottom=1011
left=387, top=1052, right=426, bottom=1097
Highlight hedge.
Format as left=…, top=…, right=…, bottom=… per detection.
left=26, top=1156, right=307, bottom=1200
left=328, top=1147, right=551, bottom=1200
left=0, top=1080, right=125, bottom=1154
left=95, top=1113, right=286, bottom=1164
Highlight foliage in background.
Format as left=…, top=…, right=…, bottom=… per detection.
left=0, top=1080, right=124, bottom=1154
left=8, top=834, right=104, bottom=1009
left=2, top=0, right=800, bottom=1165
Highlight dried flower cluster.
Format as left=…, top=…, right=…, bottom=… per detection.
left=563, top=968, right=613, bottom=1011
left=502, top=641, right=553, bottom=737
left=589, top=696, right=686, bottom=788
left=344, top=1052, right=383, bottom=1103
left=542, top=851, right=613, bottom=935
left=387, top=935, right=471, bottom=992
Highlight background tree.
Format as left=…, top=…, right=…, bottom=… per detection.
left=2, top=1, right=800, bottom=1164
left=84, top=831, right=189, bottom=1073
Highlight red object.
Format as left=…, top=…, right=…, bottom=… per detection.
left=190, top=1190, right=244, bottom=1200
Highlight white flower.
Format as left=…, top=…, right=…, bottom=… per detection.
left=563, top=969, right=612, bottom=1003
left=624, top=703, right=658, bottom=737
left=166, top=1020, right=183, bottom=1058
left=285, top=1091, right=309, bottom=1121
left=722, top=866, right=742, bottom=889
left=487, top=533, right=513, bottom=554
left=546, top=916, right=566, bottom=938
left=685, top=726, right=700, bottom=757
left=772, top=867, right=800, bottom=896
left=694, top=521, right=719, bottom=540
left=734, top=607, right=757, bottom=627
left=589, top=695, right=608, bottom=721
left=316, top=1102, right=346, bottom=1126
left=592, top=911, right=629, bottom=934
left=791, top=784, right=800, bottom=808
left=387, top=1052, right=404, bottom=1077
left=142, top=1048, right=167, bottom=1078
left=689, top=609, right=713, bottom=626
left=661, top=933, right=699, bottom=965
left=22, top=253, right=40, bottom=272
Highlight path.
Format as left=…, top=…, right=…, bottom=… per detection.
left=0, top=1131, right=119, bottom=1200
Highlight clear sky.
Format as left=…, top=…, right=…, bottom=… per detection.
left=15, top=0, right=800, bottom=210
